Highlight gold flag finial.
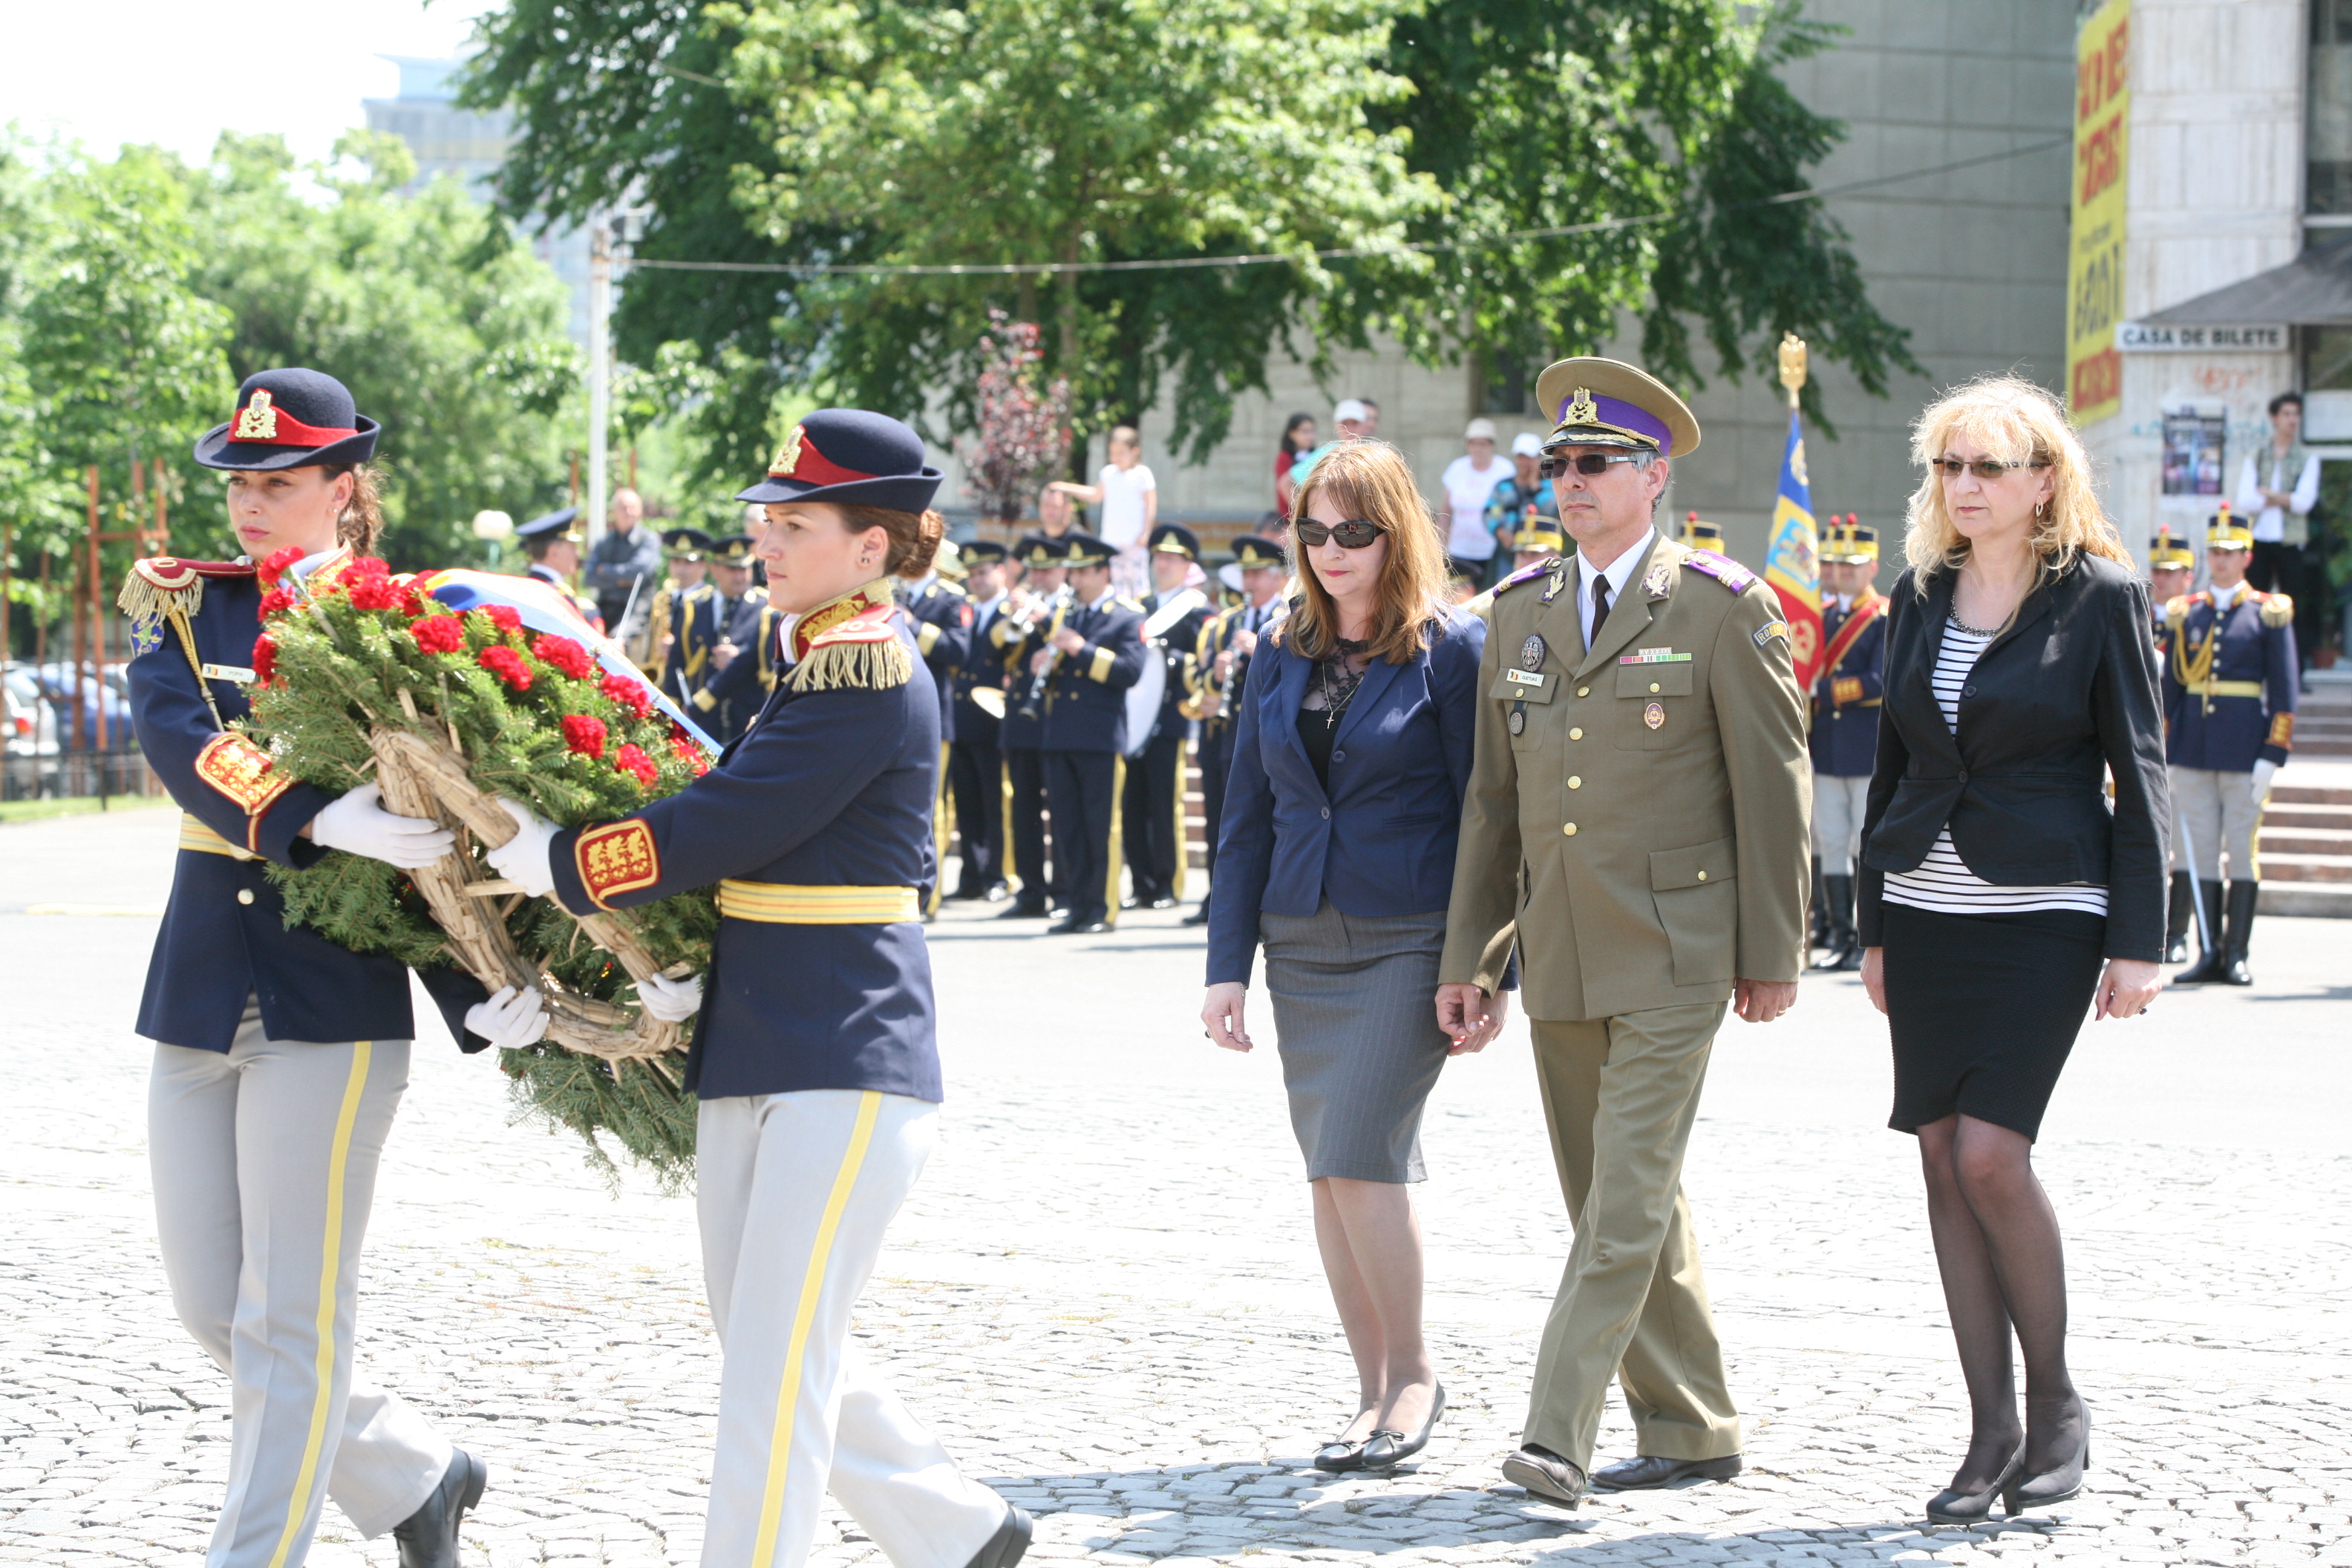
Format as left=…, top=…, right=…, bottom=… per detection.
left=1777, top=333, right=1808, bottom=410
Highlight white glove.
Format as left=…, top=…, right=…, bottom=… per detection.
left=637, top=970, right=704, bottom=1023
left=486, top=798, right=560, bottom=896
left=309, top=782, right=455, bottom=869
left=2250, top=758, right=2279, bottom=805
left=463, top=984, right=549, bottom=1050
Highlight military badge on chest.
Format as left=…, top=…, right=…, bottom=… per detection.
left=1506, top=633, right=1549, bottom=735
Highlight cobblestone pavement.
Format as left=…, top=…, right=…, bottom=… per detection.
left=4, top=806, right=2350, bottom=1567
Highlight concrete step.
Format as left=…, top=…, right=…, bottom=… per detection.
left=2261, top=801, right=2352, bottom=832
left=2258, top=851, right=2352, bottom=883
left=2272, top=781, right=2352, bottom=806
left=2259, top=880, right=2352, bottom=917
left=2259, top=825, right=2352, bottom=855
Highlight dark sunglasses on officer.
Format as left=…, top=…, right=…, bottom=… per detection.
left=1538, top=450, right=1649, bottom=481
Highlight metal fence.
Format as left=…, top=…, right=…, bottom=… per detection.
left=2, top=747, right=164, bottom=803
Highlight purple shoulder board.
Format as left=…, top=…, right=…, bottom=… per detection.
left=1682, top=549, right=1757, bottom=594
left=1492, top=561, right=1555, bottom=596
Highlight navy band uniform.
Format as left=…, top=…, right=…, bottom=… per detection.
left=947, top=538, right=1012, bottom=899
left=1188, top=533, right=1287, bottom=928
left=1031, top=531, right=1151, bottom=932
left=1124, top=523, right=1212, bottom=909
left=648, top=527, right=722, bottom=708
left=997, top=534, right=1072, bottom=917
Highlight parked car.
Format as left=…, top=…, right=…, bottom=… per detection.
left=30, top=661, right=135, bottom=749
left=4, top=663, right=62, bottom=758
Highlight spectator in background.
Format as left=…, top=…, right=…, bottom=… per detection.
left=1482, top=433, right=1557, bottom=564
left=1052, top=425, right=1157, bottom=597
left=2232, top=391, right=2321, bottom=679
left=1275, top=412, right=1319, bottom=517
left=1440, top=419, right=1511, bottom=587
left=1290, top=399, right=1380, bottom=494
left=585, top=486, right=663, bottom=639
left=1037, top=482, right=1077, bottom=539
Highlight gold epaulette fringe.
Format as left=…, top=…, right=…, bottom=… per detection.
left=2260, top=593, right=2295, bottom=628
left=787, top=636, right=914, bottom=693
left=118, top=565, right=204, bottom=624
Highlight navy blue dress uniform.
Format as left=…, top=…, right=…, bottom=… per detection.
left=122, top=367, right=490, bottom=1568
left=1807, top=520, right=1886, bottom=970
left=2162, top=512, right=2299, bottom=985
left=996, top=534, right=1071, bottom=917
left=647, top=527, right=722, bottom=708
left=1185, top=533, right=1288, bottom=927
left=946, top=539, right=1012, bottom=900
left=899, top=556, right=973, bottom=916
left=691, top=535, right=780, bottom=744
left=1123, top=524, right=1212, bottom=909
left=516, top=507, right=605, bottom=632
left=1032, top=532, right=1151, bottom=932
left=505, top=408, right=1028, bottom=1568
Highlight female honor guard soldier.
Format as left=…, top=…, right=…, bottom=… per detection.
left=124, top=368, right=550, bottom=1568
left=486, top=409, right=1031, bottom=1568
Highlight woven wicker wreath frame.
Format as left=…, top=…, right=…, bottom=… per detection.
left=369, top=717, right=690, bottom=1065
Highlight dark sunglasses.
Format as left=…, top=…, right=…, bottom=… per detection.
left=1930, top=455, right=2050, bottom=480
left=1539, top=451, right=1646, bottom=480
left=1294, top=518, right=1384, bottom=549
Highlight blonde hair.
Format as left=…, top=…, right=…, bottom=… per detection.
left=1904, top=376, right=2130, bottom=590
left=1283, top=440, right=1450, bottom=665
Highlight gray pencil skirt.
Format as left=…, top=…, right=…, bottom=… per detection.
left=1258, top=901, right=1452, bottom=1183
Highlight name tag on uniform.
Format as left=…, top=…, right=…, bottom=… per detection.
left=1618, top=648, right=1690, bottom=665
left=1504, top=669, right=1548, bottom=688
left=200, top=664, right=257, bottom=683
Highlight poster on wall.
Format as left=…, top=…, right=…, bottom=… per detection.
left=2068, top=0, right=2130, bottom=426
left=2160, top=410, right=2225, bottom=497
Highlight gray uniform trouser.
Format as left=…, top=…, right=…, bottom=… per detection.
left=2169, top=765, right=2261, bottom=882
left=1810, top=773, right=1871, bottom=877
left=150, top=1001, right=450, bottom=1567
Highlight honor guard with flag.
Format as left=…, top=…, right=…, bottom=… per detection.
left=2146, top=529, right=2198, bottom=959
left=517, top=507, right=605, bottom=633
left=946, top=539, right=1013, bottom=900
left=2163, top=506, right=2298, bottom=986
left=1026, top=530, right=1150, bottom=932
left=647, top=527, right=721, bottom=707
left=122, top=368, right=533, bottom=1568
left=1438, top=356, right=1809, bottom=1509
left=1126, top=523, right=1212, bottom=909
left=1809, top=517, right=1886, bottom=971
left=694, top=535, right=781, bottom=743
left=487, top=408, right=1033, bottom=1568
left=1182, top=532, right=1287, bottom=927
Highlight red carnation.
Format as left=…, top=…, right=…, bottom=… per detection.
left=484, top=604, right=522, bottom=633
left=256, top=587, right=295, bottom=621
left=601, top=673, right=653, bottom=718
left=669, top=731, right=710, bottom=776
left=399, top=587, right=428, bottom=617
left=533, top=634, right=595, bottom=680
left=346, top=573, right=405, bottom=612
left=409, top=613, right=465, bottom=654
left=251, top=634, right=277, bottom=686
left=350, top=555, right=391, bottom=577
left=478, top=644, right=534, bottom=690
left=562, top=713, right=608, bottom=757
left=256, top=546, right=304, bottom=589
left=613, top=742, right=658, bottom=788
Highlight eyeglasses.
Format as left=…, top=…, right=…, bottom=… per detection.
left=1539, top=451, right=1647, bottom=480
left=1294, top=518, right=1384, bottom=549
left=1930, top=456, right=2050, bottom=480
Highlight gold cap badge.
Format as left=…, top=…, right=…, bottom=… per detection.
left=233, top=390, right=279, bottom=442
left=1564, top=388, right=1598, bottom=426
left=768, top=425, right=804, bottom=478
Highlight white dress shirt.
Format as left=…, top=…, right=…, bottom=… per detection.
left=2232, top=450, right=2319, bottom=543
left=1576, top=526, right=1656, bottom=648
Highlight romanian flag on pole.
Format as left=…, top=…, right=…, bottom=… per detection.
left=1763, top=334, right=1823, bottom=690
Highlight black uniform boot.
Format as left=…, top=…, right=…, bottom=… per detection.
left=2163, top=870, right=2194, bottom=964
left=2173, top=882, right=2230, bottom=984
left=393, top=1450, right=486, bottom=1568
left=2220, top=879, right=2258, bottom=985
left=1814, top=874, right=1859, bottom=970
left=1808, top=854, right=1829, bottom=957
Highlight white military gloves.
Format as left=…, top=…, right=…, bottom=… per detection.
left=464, top=984, right=550, bottom=1050
left=310, top=782, right=455, bottom=869
left=637, top=971, right=704, bottom=1023
left=487, top=798, right=561, bottom=896
left=2251, top=758, right=2279, bottom=805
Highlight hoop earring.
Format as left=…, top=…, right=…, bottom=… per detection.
left=2034, top=503, right=2048, bottom=521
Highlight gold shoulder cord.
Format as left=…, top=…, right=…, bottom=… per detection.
left=170, top=610, right=228, bottom=731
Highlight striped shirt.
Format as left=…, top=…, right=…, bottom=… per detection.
left=1881, top=619, right=2109, bottom=918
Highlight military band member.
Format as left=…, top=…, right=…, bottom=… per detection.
left=517, top=507, right=606, bottom=632
left=647, top=526, right=721, bottom=708
left=1126, top=523, right=1212, bottom=909
left=1183, top=533, right=1287, bottom=927
left=997, top=534, right=1072, bottom=918
left=489, top=409, right=1031, bottom=1568
left=2146, top=529, right=2198, bottom=961
left=695, top=535, right=780, bottom=743
left=1674, top=513, right=1727, bottom=552
left=1030, top=531, right=1150, bottom=932
left=1809, top=518, right=1886, bottom=972
left=125, top=368, right=530, bottom=1568
left=2163, top=509, right=2298, bottom=985
left=1439, top=358, right=1809, bottom=1508
left=947, top=540, right=1013, bottom=900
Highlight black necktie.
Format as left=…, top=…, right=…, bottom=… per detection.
left=1591, top=574, right=1612, bottom=638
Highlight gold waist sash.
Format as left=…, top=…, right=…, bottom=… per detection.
left=716, top=879, right=921, bottom=924
left=180, top=814, right=259, bottom=861
left=2192, top=679, right=2264, bottom=699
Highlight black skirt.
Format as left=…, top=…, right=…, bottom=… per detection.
left=1881, top=902, right=2106, bottom=1142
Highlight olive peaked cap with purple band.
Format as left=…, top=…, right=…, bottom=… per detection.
left=1532, top=357, right=1702, bottom=460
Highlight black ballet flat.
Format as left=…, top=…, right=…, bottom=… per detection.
left=1359, top=1382, right=1445, bottom=1469
left=1925, top=1444, right=2024, bottom=1527
left=1312, top=1437, right=1368, bottom=1473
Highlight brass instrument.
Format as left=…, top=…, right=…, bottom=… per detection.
left=1014, top=587, right=1071, bottom=722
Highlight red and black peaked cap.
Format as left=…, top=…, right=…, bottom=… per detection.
left=194, top=368, right=381, bottom=471
left=736, top=408, right=942, bottom=513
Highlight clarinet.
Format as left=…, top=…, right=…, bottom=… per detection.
left=1015, top=587, right=1071, bottom=721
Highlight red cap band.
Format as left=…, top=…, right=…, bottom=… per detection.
left=769, top=428, right=878, bottom=487
left=225, top=390, right=359, bottom=448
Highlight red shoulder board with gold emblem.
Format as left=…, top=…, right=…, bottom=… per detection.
left=1680, top=549, right=1757, bottom=595
left=807, top=604, right=898, bottom=647
left=573, top=819, right=663, bottom=909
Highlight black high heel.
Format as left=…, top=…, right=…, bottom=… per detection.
left=1924, top=1443, right=2024, bottom=1527
left=2009, top=1409, right=2091, bottom=1513
left=1359, top=1382, right=1445, bottom=1469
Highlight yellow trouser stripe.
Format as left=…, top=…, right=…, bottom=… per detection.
left=717, top=881, right=921, bottom=924
left=1104, top=754, right=1127, bottom=927
left=1169, top=740, right=1189, bottom=903
left=180, top=813, right=260, bottom=860
left=751, top=1089, right=883, bottom=1567
left=264, top=1040, right=373, bottom=1568
left=929, top=740, right=950, bottom=917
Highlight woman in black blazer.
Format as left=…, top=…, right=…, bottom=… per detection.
left=1856, top=377, right=2165, bottom=1525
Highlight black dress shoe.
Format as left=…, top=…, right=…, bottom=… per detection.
left=1500, top=1444, right=1586, bottom=1507
left=1312, top=1437, right=1368, bottom=1473
left=1592, top=1453, right=1742, bottom=1490
left=1360, top=1382, right=1444, bottom=1468
left=984, top=883, right=1010, bottom=903
left=1924, top=1443, right=2024, bottom=1527
left=1146, top=895, right=1178, bottom=910
left=964, top=1503, right=1032, bottom=1568
left=996, top=900, right=1048, bottom=920
left=2010, top=1410, right=2091, bottom=1513
left=392, top=1449, right=486, bottom=1568
left=1180, top=904, right=1212, bottom=927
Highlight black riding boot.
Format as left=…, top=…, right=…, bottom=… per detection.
left=2163, top=870, right=2194, bottom=964
left=2174, top=882, right=2230, bottom=984
left=2220, top=880, right=2258, bottom=985
left=1814, top=874, right=1859, bottom=970
left=1808, top=854, right=1828, bottom=955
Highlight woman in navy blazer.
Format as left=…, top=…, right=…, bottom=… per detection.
left=1202, top=441, right=1498, bottom=1474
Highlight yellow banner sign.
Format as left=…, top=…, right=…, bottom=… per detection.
left=2068, top=0, right=2131, bottom=425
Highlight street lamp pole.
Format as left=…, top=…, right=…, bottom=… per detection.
left=587, top=214, right=612, bottom=556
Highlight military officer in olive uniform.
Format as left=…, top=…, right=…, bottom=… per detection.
left=1124, top=523, right=1212, bottom=909
left=1439, top=358, right=1809, bottom=1509
left=2164, top=509, right=2299, bottom=986
left=947, top=540, right=1013, bottom=900
left=2146, top=529, right=2198, bottom=961
left=1028, top=532, right=1149, bottom=932
left=996, top=535, right=1071, bottom=918
left=1808, top=519, right=1886, bottom=971
left=647, top=526, right=721, bottom=708
left=1182, top=534, right=1287, bottom=927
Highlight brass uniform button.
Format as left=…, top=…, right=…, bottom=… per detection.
left=1563, top=823, right=1578, bottom=836
left=236, top=889, right=255, bottom=906
left=1569, top=776, right=1581, bottom=788
left=1650, top=681, right=1661, bottom=693
left=1696, top=870, right=1708, bottom=881
left=1577, top=685, right=1590, bottom=697
left=1569, top=727, right=1583, bottom=740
